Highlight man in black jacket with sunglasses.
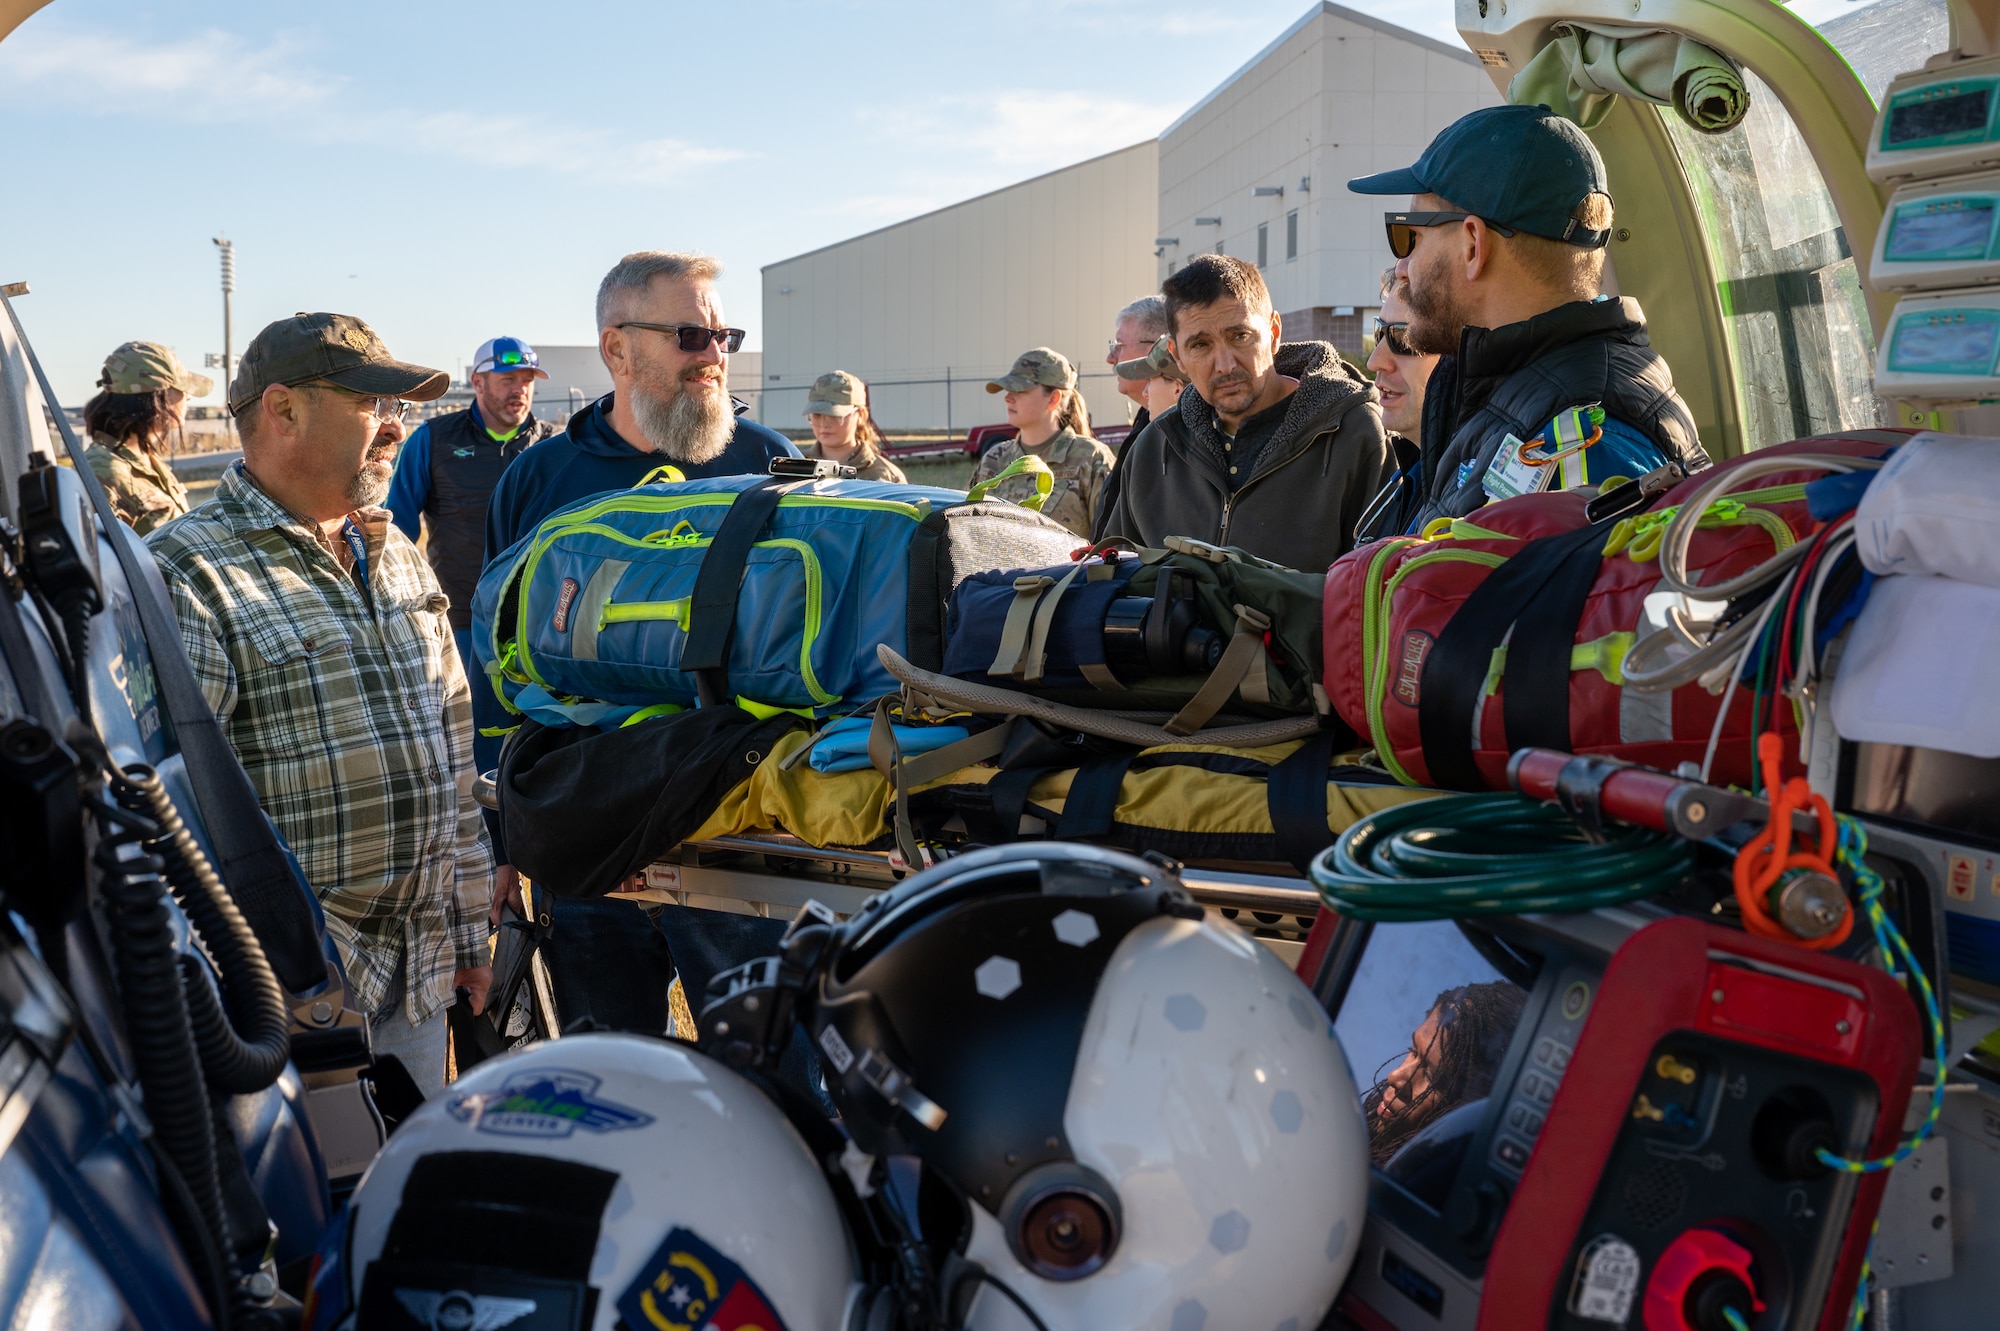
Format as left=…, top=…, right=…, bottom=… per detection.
left=1349, top=104, right=1707, bottom=539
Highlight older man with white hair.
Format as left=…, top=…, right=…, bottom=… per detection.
left=479, top=251, right=796, bottom=1039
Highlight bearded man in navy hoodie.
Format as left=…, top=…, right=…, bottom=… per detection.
left=481, top=250, right=796, bottom=1037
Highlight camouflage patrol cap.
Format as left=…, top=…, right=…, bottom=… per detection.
left=804, top=370, right=864, bottom=417
left=986, top=347, right=1076, bottom=394
left=1115, top=335, right=1183, bottom=382
left=229, top=312, right=449, bottom=417
left=99, top=341, right=213, bottom=397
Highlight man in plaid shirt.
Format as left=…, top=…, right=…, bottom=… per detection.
left=148, top=312, right=493, bottom=1096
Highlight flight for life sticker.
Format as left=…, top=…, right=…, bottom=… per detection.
left=618, top=1227, right=791, bottom=1331
left=446, top=1068, right=653, bottom=1138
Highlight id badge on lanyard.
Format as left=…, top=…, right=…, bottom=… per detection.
left=1481, top=405, right=1602, bottom=501
left=340, top=519, right=373, bottom=612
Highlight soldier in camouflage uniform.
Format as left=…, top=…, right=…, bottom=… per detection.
left=804, top=370, right=907, bottom=482
left=969, top=347, right=1115, bottom=537
left=80, top=341, right=210, bottom=535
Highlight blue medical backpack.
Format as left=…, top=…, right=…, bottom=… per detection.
left=473, top=472, right=1082, bottom=717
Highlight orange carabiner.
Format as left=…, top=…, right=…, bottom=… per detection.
left=1731, top=733, right=1853, bottom=949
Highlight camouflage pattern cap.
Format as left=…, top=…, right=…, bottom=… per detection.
left=986, top=347, right=1076, bottom=394
left=1115, top=335, right=1182, bottom=382
left=229, top=312, right=450, bottom=416
left=804, top=370, right=864, bottom=417
left=99, top=341, right=213, bottom=397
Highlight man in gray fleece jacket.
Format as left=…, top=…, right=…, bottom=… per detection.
left=1102, top=254, right=1390, bottom=572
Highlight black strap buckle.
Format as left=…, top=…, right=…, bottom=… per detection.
left=1553, top=753, right=1633, bottom=844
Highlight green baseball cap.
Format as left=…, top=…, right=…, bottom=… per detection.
left=99, top=341, right=213, bottom=397
left=986, top=347, right=1076, bottom=394
left=804, top=370, right=864, bottom=418
left=1115, top=336, right=1181, bottom=382
left=229, top=312, right=449, bottom=416
left=1347, top=104, right=1612, bottom=245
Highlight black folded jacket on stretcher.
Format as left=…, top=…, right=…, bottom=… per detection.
left=497, top=707, right=806, bottom=898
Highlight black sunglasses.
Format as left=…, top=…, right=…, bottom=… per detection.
left=1383, top=210, right=1515, bottom=259
left=1373, top=319, right=1416, bottom=357
left=617, top=321, right=747, bottom=354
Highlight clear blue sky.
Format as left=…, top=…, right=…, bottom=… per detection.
left=0, top=0, right=1861, bottom=406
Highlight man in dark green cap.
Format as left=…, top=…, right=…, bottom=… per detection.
left=1348, top=103, right=1708, bottom=537
left=147, top=312, right=494, bottom=1098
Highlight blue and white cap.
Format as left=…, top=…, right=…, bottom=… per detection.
left=471, top=336, right=548, bottom=378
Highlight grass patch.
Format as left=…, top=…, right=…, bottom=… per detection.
left=898, top=456, right=976, bottom=491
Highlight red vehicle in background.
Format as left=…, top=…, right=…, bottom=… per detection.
left=882, top=420, right=1133, bottom=462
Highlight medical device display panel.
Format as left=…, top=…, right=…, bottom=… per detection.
left=1868, top=58, right=2000, bottom=184
left=1872, top=174, right=2000, bottom=291
left=1873, top=289, right=2000, bottom=400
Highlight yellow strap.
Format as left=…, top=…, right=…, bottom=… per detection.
left=965, top=453, right=1054, bottom=510
left=635, top=464, right=687, bottom=487
left=1481, top=631, right=1637, bottom=693
left=735, top=695, right=815, bottom=720
left=620, top=703, right=685, bottom=726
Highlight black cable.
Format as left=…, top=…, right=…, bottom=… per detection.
left=88, top=791, right=232, bottom=1292
left=952, top=1268, right=1052, bottom=1331
left=112, top=766, right=290, bottom=1094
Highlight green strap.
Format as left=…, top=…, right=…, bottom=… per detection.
left=635, top=464, right=687, bottom=487
left=1021, top=560, right=1087, bottom=685
left=989, top=575, right=1054, bottom=677
left=965, top=453, right=1054, bottom=510
left=1163, top=603, right=1272, bottom=737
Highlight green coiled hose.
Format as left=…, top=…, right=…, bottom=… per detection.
left=1308, top=793, right=1696, bottom=921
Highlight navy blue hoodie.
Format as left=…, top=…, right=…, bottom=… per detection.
left=483, top=392, right=796, bottom=564
left=475, top=394, right=797, bottom=833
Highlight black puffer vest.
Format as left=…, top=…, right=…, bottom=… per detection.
left=423, top=407, right=557, bottom=629
left=1405, top=297, right=1707, bottom=534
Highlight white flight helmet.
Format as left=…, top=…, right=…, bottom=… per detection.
left=793, top=843, right=1370, bottom=1331
left=336, top=1034, right=858, bottom=1331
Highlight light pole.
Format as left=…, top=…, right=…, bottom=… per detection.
left=212, top=236, right=234, bottom=436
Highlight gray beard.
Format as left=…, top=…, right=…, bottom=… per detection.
left=632, top=376, right=732, bottom=465
left=347, top=456, right=394, bottom=509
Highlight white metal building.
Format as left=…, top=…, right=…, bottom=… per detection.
left=759, top=142, right=1160, bottom=436
left=757, top=2, right=1499, bottom=433
left=1159, top=3, right=1501, bottom=351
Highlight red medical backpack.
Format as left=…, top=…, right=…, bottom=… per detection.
left=1321, top=434, right=1905, bottom=790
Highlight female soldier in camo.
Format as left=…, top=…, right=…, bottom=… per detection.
left=968, top=347, right=1115, bottom=538
left=803, top=371, right=907, bottom=482
left=79, top=341, right=210, bottom=534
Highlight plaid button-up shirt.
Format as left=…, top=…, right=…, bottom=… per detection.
left=147, top=462, right=492, bottom=1024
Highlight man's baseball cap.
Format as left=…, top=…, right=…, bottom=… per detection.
left=472, top=336, right=549, bottom=379
left=804, top=370, right=864, bottom=417
left=229, top=312, right=449, bottom=416
left=1115, top=336, right=1181, bottom=382
left=1347, top=104, right=1613, bottom=245
left=986, top=347, right=1076, bottom=394
left=99, top=341, right=213, bottom=397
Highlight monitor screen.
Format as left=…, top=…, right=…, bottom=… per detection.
left=1888, top=311, right=2000, bottom=375
left=1885, top=198, right=1997, bottom=262
left=1887, top=85, right=1993, bottom=147
left=1846, top=742, right=2000, bottom=849
left=1333, top=921, right=1534, bottom=1212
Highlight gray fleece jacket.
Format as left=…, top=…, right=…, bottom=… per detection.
left=1101, top=340, right=1390, bottom=572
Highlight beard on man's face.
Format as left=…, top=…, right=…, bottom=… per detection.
left=631, top=356, right=732, bottom=465
left=1401, top=262, right=1471, bottom=358
left=347, top=439, right=397, bottom=509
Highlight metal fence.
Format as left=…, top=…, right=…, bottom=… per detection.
left=758, top=369, right=1126, bottom=442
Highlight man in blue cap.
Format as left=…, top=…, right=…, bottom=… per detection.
left=386, top=335, right=559, bottom=678
left=1348, top=104, right=1708, bottom=537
